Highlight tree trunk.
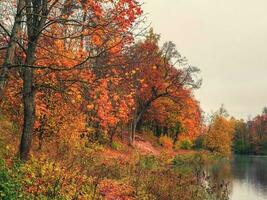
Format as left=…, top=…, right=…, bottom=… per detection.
left=173, top=132, right=179, bottom=145
left=129, top=109, right=144, bottom=145
left=19, top=0, right=48, bottom=161
left=20, top=68, right=35, bottom=160
left=19, top=43, right=36, bottom=161
left=128, top=121, right=133, bottom=145
left=109, top=127, right=117, bottom=145
left=0, top=0, right=25, bottom=97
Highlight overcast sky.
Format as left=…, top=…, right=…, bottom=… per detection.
left=143, top=0, right=267, bottom=119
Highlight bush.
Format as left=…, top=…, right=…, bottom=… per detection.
left=159, top=135, right=173, bottom=149
left=111, top=141, right=122, bottom=150
left=0, top=159, right=23, bottom=200
left=21, top=157, right=99, bottom=199
left=175, top=139, right=193, bottom=150
left=138, top=155, right=159, bottom=170
left=99, top=179, right=135, bottom=200
left=172, top=154, right=198, bottom=167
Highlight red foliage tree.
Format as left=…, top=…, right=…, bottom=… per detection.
left=124, top=30, right=201, bottom=144
left=0, top=0, right=142, bottom=160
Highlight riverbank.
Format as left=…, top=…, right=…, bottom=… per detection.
left=0, top=115, right=229, bottom=200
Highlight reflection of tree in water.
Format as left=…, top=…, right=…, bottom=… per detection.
left=205, top=159, right=233, bottom=200
left=232, top=156, right=267, bottom=194
left=172, top=155, right=233, bottom=199
left=190, top=155, right=267, bottom=199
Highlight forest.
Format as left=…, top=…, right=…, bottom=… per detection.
left=0, top=0, right=266, bottom=200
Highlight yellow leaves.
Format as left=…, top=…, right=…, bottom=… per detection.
left=21, top=156, right=94, bottom=198
left=205, top=116, right=235, bottom=156
left=86, top=127, right=95, bottom=133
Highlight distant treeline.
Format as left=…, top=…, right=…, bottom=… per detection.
left=233, top=107, right=267, bottom=155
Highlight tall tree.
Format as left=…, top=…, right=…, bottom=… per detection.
left=0, top=0, right=142, bottom=160
left=125, top=31, right=201, bottom=144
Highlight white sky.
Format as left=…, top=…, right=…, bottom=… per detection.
left=143, top=0, right=267, bottom=119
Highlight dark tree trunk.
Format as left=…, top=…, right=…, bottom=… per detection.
left=19, top=0, right=48, bottom=161
left=20, top=83, right=35, bottom=160
left=155, top=124, right=161, bottom=137
left=109, top=127, right=117, bottom=145
left=19, top=44, right=36, bottom=161
left=173, top=132, right=179, bottom=145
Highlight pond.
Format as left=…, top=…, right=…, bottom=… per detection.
left=209, top=155, right=267, bottom=200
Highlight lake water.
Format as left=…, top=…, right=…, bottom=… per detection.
left=211, top=155, right=267, bottom=200
left=230, top=155, right=267, bottom=200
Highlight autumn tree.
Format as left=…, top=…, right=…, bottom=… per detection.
left=247, top=110, right=267, bottom=154
left=0, top=0, right=142, bottom=160
left=125, top=30, right=201, bottom=144
left=143, top=93, right=202, bottom=144
left=231, top=106, right=267, bottom=155
left=84, top=76, right=134, bottom=144
left=205, top=107, right=235, bottom=156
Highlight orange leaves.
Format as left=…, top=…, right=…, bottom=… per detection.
left=99, top=179, right=135, bottom=200
left=113, top=0, right=142, bottom=30
left=91, top=34, right=102, bottom=46
left=86, top=77, right=133, bottom=131
left=145, top=93, right=202, bottom=142
left=114, top=30, right=203, bottom=144
left=88, top=79, right=115, bottom=128
left=0, top=0, right=203, bottom=158
left=87, top=104, right=94, bottom=110
left=79, top=0, right=103, bottom=17
left=35, top=102, right=48, bottom=117
left=159, top=135, right=173, bottom=149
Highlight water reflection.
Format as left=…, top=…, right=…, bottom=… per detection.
left=209, top=155, right=267, bottom=200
